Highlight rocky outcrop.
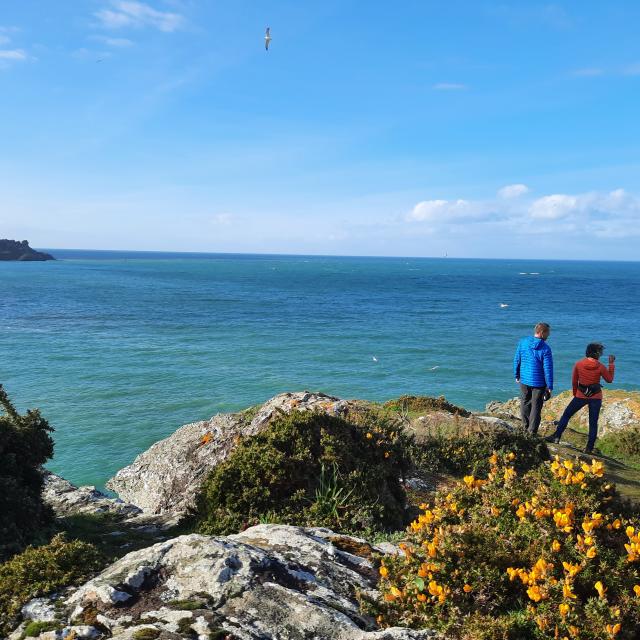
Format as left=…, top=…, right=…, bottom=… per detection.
left=0, top=239, right=54, bottom=261
left=106, top=392, right=351, bottom=516
left=43, top=472, right=143, bottom=519
left=486, top=390, right=640, bottom=436
left=10, top=525, right=437, bottom=640
left=107, top=391, right=518, bottom=518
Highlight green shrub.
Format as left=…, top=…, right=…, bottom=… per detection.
left=372, top=453, right=640, bottom=639
left=194, top=410, right=409, bottom=536
left=0, top=385, right=55, bottom=560
left=0, top=534, right=105, bottom=636
left=409, top=425, right=549, bottom=477
left=599, top=428, right=640, bottom=468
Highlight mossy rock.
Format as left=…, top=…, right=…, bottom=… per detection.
left=21, top=620, right=61, bottom=638
left=132, top=628, right=161, bottom=640
left=194, top=411, right=409, bottom=536
left=383, top=395, right=471, bottom=417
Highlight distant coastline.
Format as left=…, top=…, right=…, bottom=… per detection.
left=0, top=239, right=54, bottom=261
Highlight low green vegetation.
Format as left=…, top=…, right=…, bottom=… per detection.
left=408, top=423, right=550, bottom=477
left=599, top=427, right=640, bottom=469
left=22, top=620, right=61, bottom=638
left=0, top=534, right=104, bottom=636
left=194, top=410, right=410, bottom=536
left=0, top=385, right=55, bottom=560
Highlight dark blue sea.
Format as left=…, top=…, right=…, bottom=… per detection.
left=1, top=250, right=639, bottom=489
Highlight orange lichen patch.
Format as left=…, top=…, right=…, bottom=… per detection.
left=199, top=432, right=214, bottom=447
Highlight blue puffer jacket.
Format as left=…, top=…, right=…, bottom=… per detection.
left=513, top=336, right=553, bottom=389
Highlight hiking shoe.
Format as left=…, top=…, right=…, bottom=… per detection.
left=545, top=435, right=560, bottom=444
left=584, top=447, right=594, bottom=455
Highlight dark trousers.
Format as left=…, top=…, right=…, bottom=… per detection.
left=552, top=397, right=602, bottom=451
left=519, top=383, right=546, bottom=435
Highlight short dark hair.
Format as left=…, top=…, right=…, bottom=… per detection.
left=535, top=322, right=551, bottom=335
left=586, top=343, right=604, bottom=359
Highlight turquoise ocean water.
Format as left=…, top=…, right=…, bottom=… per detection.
left=1, top=250, right=639, bottom=490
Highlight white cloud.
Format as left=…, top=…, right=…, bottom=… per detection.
left=498, top=184, right=530, bottom=199
left=0, top=49, right=27, bottom=61
left=96, top=1, right=185, bottom=32
left=407, top=199, right=480, bottom=222
left=529, top=194, right=578, bottom=219
left=405, top=188, right=640, bottom=239
left=433, top=83, right=467, bottom=91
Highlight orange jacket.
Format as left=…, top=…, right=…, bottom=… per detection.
left=572, top=358, right=615, bottom=400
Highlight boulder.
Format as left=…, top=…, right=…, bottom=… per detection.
left=106, top=392, right=352, bottom=516
left=37, top=524, right=438, bottom=640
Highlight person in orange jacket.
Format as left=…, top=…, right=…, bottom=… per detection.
left=546, top=343, right=615, bottom=453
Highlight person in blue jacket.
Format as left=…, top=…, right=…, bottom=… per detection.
left=513, top=322, right=554, bottom=435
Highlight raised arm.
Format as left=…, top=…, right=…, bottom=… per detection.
left=601, top=357, right=615, bottom=383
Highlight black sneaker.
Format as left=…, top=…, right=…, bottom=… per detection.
left=545, top=435, right=560, bottom=444
left=584, top=447, right=594, bottom=455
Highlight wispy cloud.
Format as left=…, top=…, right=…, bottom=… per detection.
left=91, top=35, right=134, bottom=47
left=0, top=49, right=27, bottom=60
left=572, top=67, right=604, bottom=77
left=211, top=213, right=234, bottom=225
left=572, top=63, right=640, bottom=78
left=489, top=3, right=572, bottom=29
left=623, top=62, right=640, bottom=76
left=498, top=184, right=530, bottom=199
left=406, top=186, right=640, bottom=238
left=433, top=82, right=468, bottom=91
left=0, top=26, right=29, bottom=67
left=96, top=1, right=185, bottom=32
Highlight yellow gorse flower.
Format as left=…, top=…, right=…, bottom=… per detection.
left=594, top=580, right=607, bottom=599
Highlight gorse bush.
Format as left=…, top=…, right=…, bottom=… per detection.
left=373, top=453, right=640, bottom=639
left=194, top=410, right=410, bottom=536
left=0, top=385, right=54, bottom=560
left=0, top=534, right=104, bottom=636
left=408, top=424, right=549, bottom=477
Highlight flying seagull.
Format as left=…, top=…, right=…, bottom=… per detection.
left=264, top=27, right=272, bottom=51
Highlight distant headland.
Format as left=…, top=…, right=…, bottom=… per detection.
left=0, top=239, right=54, bottom=261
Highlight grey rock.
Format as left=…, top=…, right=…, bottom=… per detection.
left=21, top=598, right=57, bottom=622
left=51, top=525, right=438, bottom=640
left=42, top=471, right=142, bottom=519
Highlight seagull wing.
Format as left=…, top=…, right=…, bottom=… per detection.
left=265, top=26, right=271, bottom=50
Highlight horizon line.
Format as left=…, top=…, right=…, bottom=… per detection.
left=37, top=246, right=640, bottom=264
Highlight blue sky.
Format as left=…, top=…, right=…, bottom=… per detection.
left=1, top=1, right=639, bottom=258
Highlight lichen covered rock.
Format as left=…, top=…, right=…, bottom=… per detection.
left=39, top=525, right=439, bottom=640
